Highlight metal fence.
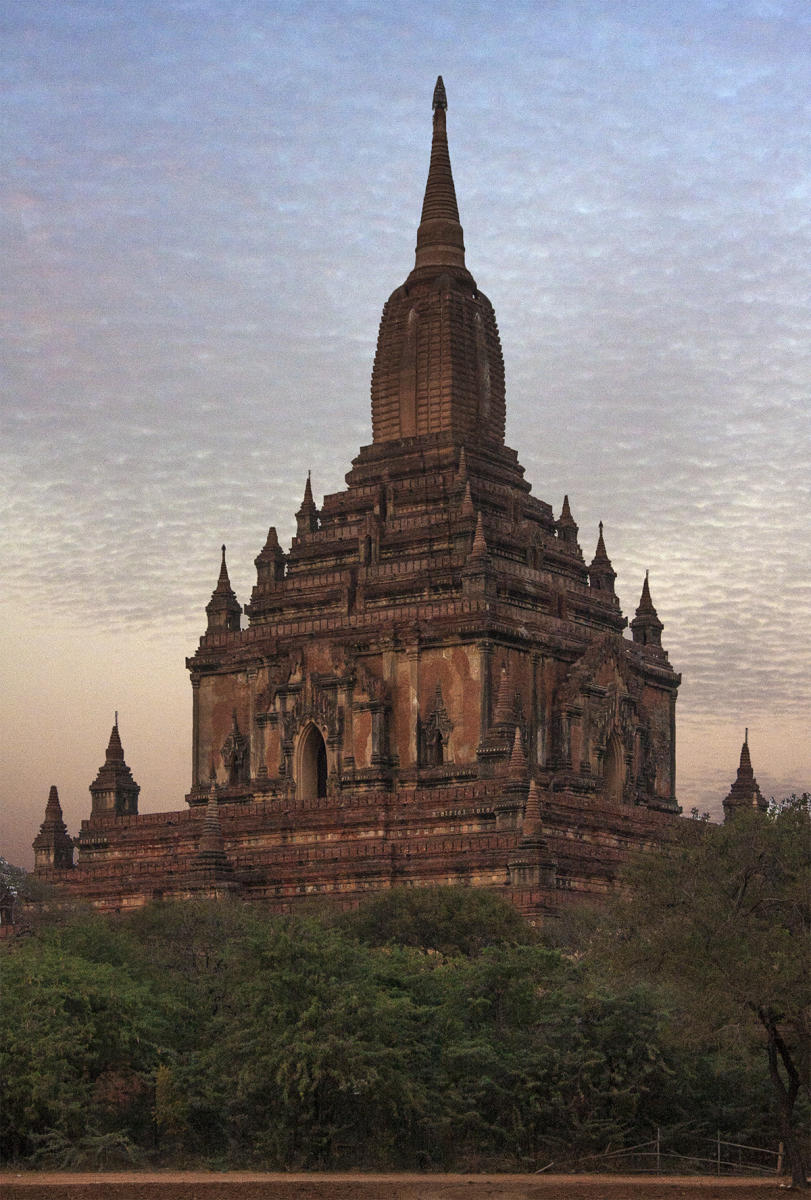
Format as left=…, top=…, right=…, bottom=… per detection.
left=538, top=1129, right=781, bottom=1177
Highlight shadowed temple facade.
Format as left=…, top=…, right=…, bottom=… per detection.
left=33, top=80, right=686, bottom=917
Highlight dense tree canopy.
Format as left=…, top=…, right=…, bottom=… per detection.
left=0, top=858, right=804, bottom=1173
left=590, top=799, right=810, bottom=1187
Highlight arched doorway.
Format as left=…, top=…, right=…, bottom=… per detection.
left=298, top=724, right=328, bottom=801
left=603, top=733, right=626, bottom=805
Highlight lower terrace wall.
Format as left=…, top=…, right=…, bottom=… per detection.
left=39, top=783, right=681, bottom=918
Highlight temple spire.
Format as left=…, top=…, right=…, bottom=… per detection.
left=193, top=779, right=233, bottom=877
left=32, top=785, right=74, bottom=871
left=638, top=569, right=655, bottom=612
left=588, top=521, right=617, bottom=601
left=493, top=662, right=514, bottom=726
left=89, top=721, right=140, bottom=817
left=594, top=521, right=608, bottom=560
left=723, top=730, right=766, bottom=819
left=507, top=775, right=556, bottom=890
left=296, top=472, right=319, bottom=536
left=508, top=725, right=528, bottom=780
left=217, top=544, right=229, bottom=587
left=105, top=719, right=125, bottom=763
left=256, top=525, right=285, bottom=576
left=414, top=76, right=465, bottom=273
left=371, top=78, right=505, bottom=446
left=470, top=510, right=488, bottom=561
left=522, top=778, right=544, bottom=840
left=631, top=570, right=664, bottom=648
left=556, top=494, right=582, bottom=555
left=205, top=545, right=242, bottom=633
left=250, top=526, right=286, bottom=609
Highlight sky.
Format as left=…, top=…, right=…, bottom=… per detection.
left=2, top=0, right=809, bottom=868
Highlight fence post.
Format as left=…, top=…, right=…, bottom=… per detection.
left=777, top=1142, right=784, bottom=1177
left=717, top=1130, right=721, bottom=1176
left=656, top=1127, right=661, bottom=1175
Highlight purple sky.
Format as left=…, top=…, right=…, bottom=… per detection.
left=2, top=0, right=809, bottom=866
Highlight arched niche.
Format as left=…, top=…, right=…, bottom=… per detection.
left=603, top=732, right=626, bottom=806
left=297, top=723, right=328, bottom=801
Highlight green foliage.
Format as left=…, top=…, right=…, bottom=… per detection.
left=0, top=880, right=796, bottom=1171
left=29, top=1128, right=144, bottom=1170
left=590, top=804, right=811, bottom=1185
left=595, top=806, right=810, bottom=1057
left=336, top=884, right=537, bottom=956
left=0, top=930, right=175, bottom=1162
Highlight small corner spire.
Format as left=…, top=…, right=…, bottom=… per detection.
left=253, top=525, right=286, bottom=595
left=522, top=778, right=544, bottom=840
left=106, top=720, right=124, bottom=763
left=594, top=521, right=609, bottom=561
left=470, top=509, right=489, bottom=561
left=723, top=730, right=766, bottom=819
left=45, top=784, right=63, bottom=821
left=33, top=784, right=74, bottom=872
left=206, top=544, right=242, bottom=634
left=217, top=544, right=231, bottom=588
left=637, top=570, right=656, bottom=613
left=556, top=495, right=581, bottom=555
left=90, top=720, right=140, bottom=818
left=432, top=75, right=447, bottom=111
left=296, top=471, right=319, bottom=536
left=739, top=731, right=752, bottom=770
left=508, top=724, right=528, bottom=779
left=588, top=522, right=617, bottom=599
left=631, top=571, right=663, bottom=648
left=461, top=480, right=475, bottom=520
left=194, top=780, right=234, bottom=878
left=493, top=661, right=513, bottom=726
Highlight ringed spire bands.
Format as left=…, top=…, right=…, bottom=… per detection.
left=415, top=74, right=465, bottom=271
left=371, top=78, right=506, bottom=447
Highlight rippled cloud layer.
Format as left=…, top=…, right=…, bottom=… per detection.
left=2, top=0, right=809, bottom=862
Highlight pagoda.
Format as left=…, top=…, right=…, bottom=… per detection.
left=722, top=731, right=766, bottom=819
left=34, top=80, right=682, bottom=914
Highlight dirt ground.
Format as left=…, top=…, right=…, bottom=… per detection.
left=0, top=1172, right=792, bottom=1200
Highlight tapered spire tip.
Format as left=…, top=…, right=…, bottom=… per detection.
left=414, top=75, right=464, bottom=272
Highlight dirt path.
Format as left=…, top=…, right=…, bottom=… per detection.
left=0, top=1172, right=790, bottom=1200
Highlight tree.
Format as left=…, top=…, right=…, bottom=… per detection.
left=592, top=800, right=810, bottom=1187
left=197, top=916, right=434, bottom=1167
left=0, top=936, right=173, bottom=1163
left=336, top=884, right=537, bottom=957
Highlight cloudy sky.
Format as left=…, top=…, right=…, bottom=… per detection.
left=2, top=0, right=809, bottom=867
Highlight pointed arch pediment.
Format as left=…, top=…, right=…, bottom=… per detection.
left=553, top=637, right=648, bottom=786
left=418, top=682, right=454, bottom=767
left=558, top=635, right=639, bottom=708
